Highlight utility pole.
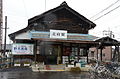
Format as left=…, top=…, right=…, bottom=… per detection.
left=45, top=0, right=46, bottom=11
left=3, top=16, right=7, bottom=56
left=103, top=30, right=114, bottom=38
left=0, top=0, right=3, bottom=45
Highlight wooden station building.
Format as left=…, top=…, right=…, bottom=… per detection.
left=9, top=2, right=101, bottom=65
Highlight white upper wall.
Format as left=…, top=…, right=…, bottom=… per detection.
left=15, top=31, right=30, bottom=40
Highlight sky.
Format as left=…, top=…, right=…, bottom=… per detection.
left=2, top=0, right=120, bottom=44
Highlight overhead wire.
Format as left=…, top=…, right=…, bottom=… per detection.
left=90, top=0, right=120, bottom=39
left=90, top=0, right=120, bottom=19
left=93, top=4, right=120, bottom=21
left=22, top=0, right=29, bottom=19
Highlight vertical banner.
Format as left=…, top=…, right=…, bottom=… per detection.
left=12, top=43, right=34, bottom=55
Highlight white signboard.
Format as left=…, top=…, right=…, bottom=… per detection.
left=12, top=43, right=34, bottom=55
left=50, top=29, right=67, bottom=39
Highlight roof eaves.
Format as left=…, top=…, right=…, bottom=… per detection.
left=63, top=6, right=96, bottom=29
left=8, top=27, right=29, bottom=40
left=28, top=1, right=96, bottom=29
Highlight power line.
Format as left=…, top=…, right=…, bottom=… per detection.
left=90, top=0, right=120, bottom=19
left=22, top=0, right=28, bottom=19
left=93, top=4, right=120, bottom=21
left=45, top=0, right=46, bottom=11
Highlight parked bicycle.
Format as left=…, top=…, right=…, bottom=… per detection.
left=89, top=61, right=120, bottom=79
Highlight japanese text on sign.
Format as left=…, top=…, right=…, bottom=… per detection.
left=12, top=43, right=34, bottom=55
left=50, top=29, right=67, bottom=39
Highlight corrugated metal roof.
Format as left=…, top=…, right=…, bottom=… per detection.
left=30, top=31, right=97, bottom=41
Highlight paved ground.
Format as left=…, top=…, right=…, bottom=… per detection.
left=0, top=67, right=32, bottom=72
left=1, top=67, right=119, bottom=79
left=0, top=67, right=90, bottom=79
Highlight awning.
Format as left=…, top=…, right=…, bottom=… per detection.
left=29, top=31, right=98, bottom=44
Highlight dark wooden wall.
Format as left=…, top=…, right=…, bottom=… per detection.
left=28, top=9, right=89, bottom=34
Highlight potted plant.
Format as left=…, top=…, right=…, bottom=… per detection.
left=14, top=62, right=21, bottom=66
left=24, top=62, right=30, bottom=66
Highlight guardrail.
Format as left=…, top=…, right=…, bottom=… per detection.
left=0, top=57, right=13, bottom=69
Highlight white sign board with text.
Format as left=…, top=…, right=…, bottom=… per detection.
left=12, top=43, right=34, bottom=55
left=50, top=29, right=67, bottom=39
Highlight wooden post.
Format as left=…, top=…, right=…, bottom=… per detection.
left=110, top=46, right=112, bottom=61
left=118, top=46, right=120, bottom=62
left=100, top=48, right=102, bottom=62
left=61, top=43, right=63, bottom=64
left=34, top=40, right=37, bottom=66
left=86, top=48, right=89, bottom=63
left=57, top=46, right=60, bottom=64
left=112, top=46, right=116, bottom=62
left=96, top=47, right=98, bottom=61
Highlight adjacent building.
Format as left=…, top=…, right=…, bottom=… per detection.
left=89, top=46, right=112, bottom=61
